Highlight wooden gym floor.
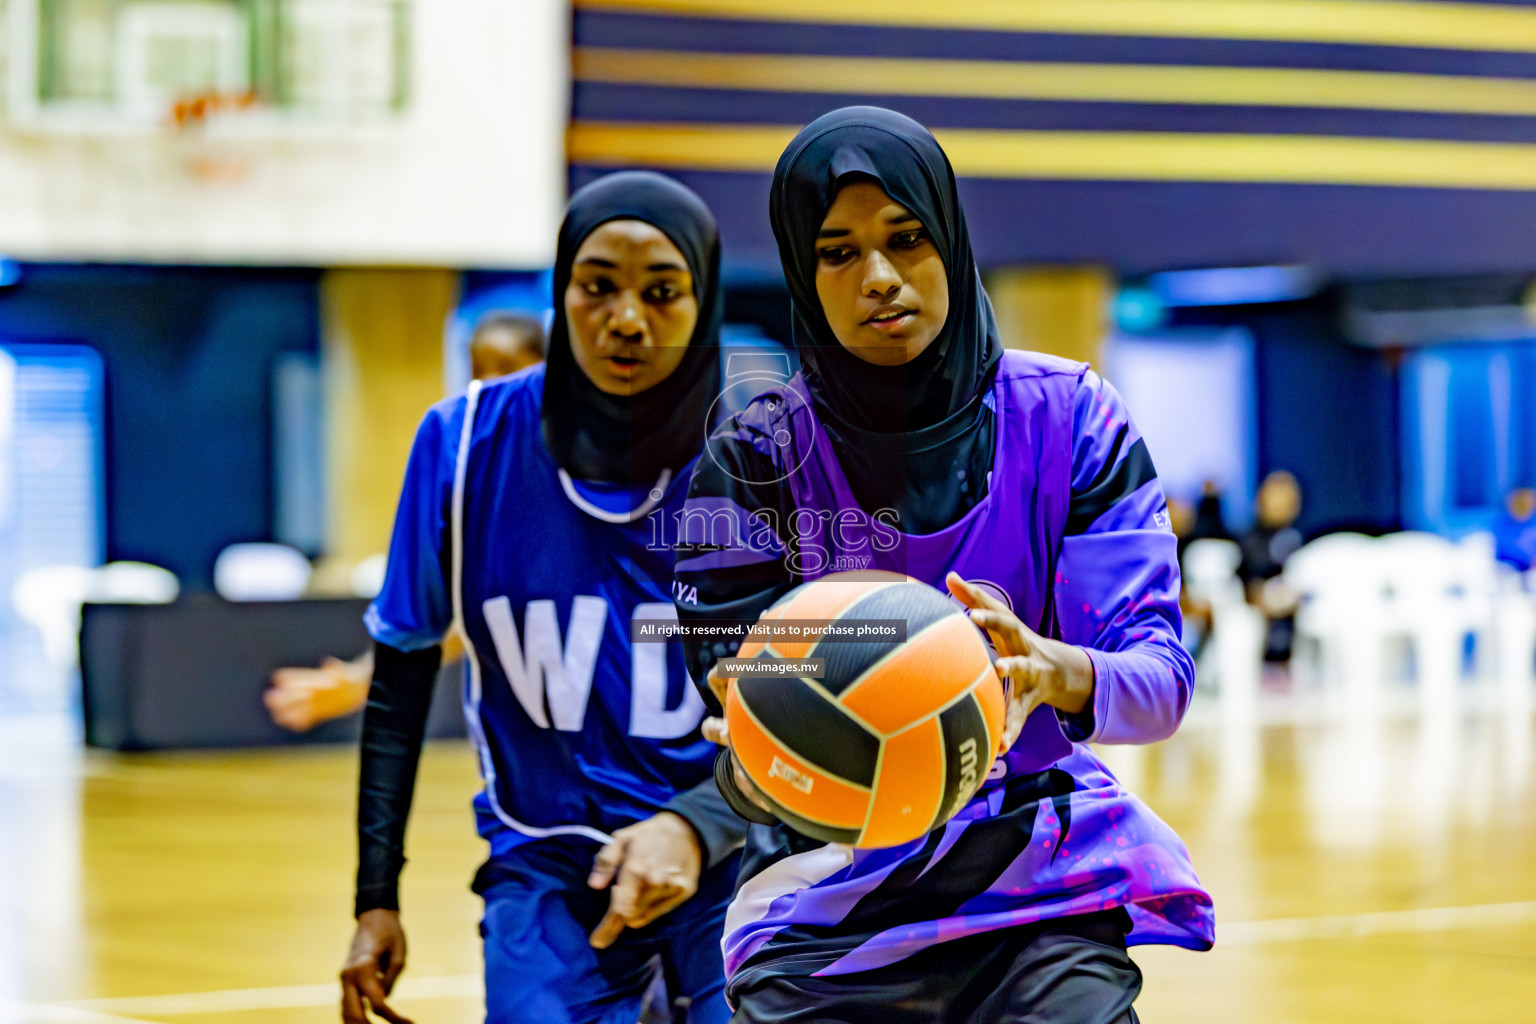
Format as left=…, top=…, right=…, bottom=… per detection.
left=1, top=687, right=1533, bottom=1024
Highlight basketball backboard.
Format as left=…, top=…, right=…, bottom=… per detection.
left=6, top=0, right=409, bottom=133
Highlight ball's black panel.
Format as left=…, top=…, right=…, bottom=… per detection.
left=810, top=582, right=961, bottom=696
left=757, top=786, right=865, bottom=846
left=815, top=639, right=898, bottom=696
left=839, top=582, right=957, bottom=637
left=933, top=691, right=990, bottom=831
left=737, top=672, right=880, bottom=787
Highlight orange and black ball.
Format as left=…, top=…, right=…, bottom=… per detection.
left=725, top=572, right=1005, bottom=848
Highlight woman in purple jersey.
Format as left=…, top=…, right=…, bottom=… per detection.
left=673, top=108, right=1213, bottom=1023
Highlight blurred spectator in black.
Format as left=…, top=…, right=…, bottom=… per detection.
left=1493, top=485, right=1536, bottom=574
left=1239, top=470, right=1304, bottom=662
left=1175, top=478, right=1232, bottom=564
left=1168, top=496, right=1213, bottom=661
left=264, top=311, right=545, bottom=732
left=1192, top=479, right=1232, bottom=544
left=1167, top=496, right=1195, bottom=554
left=469, top=311, right=545, bottom=380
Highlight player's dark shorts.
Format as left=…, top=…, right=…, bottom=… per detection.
left=472, top=840, right=739, bottom=1024
left=730, top=909, right=1140, bottom=1024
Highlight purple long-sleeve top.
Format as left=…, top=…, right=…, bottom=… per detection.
left=674, top=351, right=1212, bottom=994
left=1060, top=369, right=1194, bottom=745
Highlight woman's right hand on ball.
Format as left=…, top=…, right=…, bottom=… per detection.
left=703, top=662, right=732, bottom=735
left=701, top=665, right=776, bottom=814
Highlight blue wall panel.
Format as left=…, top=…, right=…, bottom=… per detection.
left=0, top=265, right=321, bottom=590
left=1170, top=298, right=1402, bottom=537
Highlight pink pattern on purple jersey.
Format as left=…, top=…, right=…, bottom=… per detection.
left=822, top=748, right=1209, bottom=975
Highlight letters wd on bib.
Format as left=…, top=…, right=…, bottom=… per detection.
left=365, top=366, right=714, bottom=858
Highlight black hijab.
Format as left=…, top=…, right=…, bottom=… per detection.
left=769, top=107, right=1003, bottom=533
left=541, top=171, right=723, bottom=484
left=769, top=106, right=1002, bottom=434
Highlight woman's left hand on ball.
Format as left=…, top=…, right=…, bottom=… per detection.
left=945, top=572, right=1094, bottom=746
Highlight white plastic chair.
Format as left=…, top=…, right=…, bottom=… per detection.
left=1493, top=567, right=1536, bottom=710
left=91, top=561, right=181, bottom=605
left=1376, top=532, right=1472, bottom=706
left=213, top=543, right=312, bottom=601
left=1182, top=539, right=1265, bottom=709
left=349, top=553, right=388, bottom=599
left=1183, top=539, right=1244, bottom=609
left=12, top=561, right=181, bottom=699
left=1453, top=532, right=1501, bottom=683
left=11, top=566, right=94, bottom=683
left=1285, top=533, right=1389, bottom=705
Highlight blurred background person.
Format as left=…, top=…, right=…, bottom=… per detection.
left=1494, top=485, right=1536, bottom=576
left=1238, top=470, right=1304, bottom=664
left=263, top=312, right=546, bottom=733
left=468, top=311, right=546, bottom=380
left=1168, top=496, right=1213, bottom=661
left=1169, top=479, right=1236, bottom=665
left=1191, top=478, right=1233, bottom=547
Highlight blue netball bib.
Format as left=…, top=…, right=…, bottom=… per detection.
left=367, top=364, right=720, bottom=852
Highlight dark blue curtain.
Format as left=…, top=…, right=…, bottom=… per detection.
left=0, top=264, right=321, bottom=589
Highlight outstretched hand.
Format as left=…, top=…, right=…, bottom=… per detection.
left=945, top=572, right=1095, bottom=750
left=267, top=656, right=371, bottom=733
left=587, top=811, right=703, bottom=949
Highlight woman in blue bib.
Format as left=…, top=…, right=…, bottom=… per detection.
left=343, top=173, right=748, bottom=1024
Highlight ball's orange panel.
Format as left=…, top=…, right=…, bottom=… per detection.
left=839, top=613, right=992, bottom=735
left=859, top=719, right=945, bottom=848
left=727, top=684, right=871, bottom=829
left=973, top=666, right=1007, bottom=758
left=768, top=572, right=907, bottom=659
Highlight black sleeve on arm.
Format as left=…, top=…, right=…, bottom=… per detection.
left=663, top=774, right=750, bottom=868
left=355, top=640, right=442, bottom=917
left=674, top=430, right=799, bottom=710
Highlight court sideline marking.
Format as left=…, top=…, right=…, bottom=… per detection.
left=58, top=974, right=480, bottom=1018
left=1218, top=898, right=1536, bottom=945
left=20, top=900, right=1536, bottom=1021
left=0, top=1001, right=156, bottom=1024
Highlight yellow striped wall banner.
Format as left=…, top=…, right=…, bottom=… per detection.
left=575, top=0, right=1536, bottom=55
left=574, top=47, right=1536, bottom=119
left=568, top=121, right=1536, bottom=190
